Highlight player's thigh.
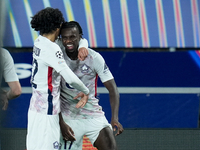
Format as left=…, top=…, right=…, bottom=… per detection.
left=85, top=116, right=112, bottom=145
left=94, top=126, right=117, bottom=150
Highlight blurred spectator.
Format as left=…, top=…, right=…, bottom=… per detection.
left=0, top=48, right=22, bottom=110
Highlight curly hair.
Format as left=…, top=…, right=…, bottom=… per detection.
left=61, top=21, right=83, bottom=36
left=30, top=7, right=65, bottom=34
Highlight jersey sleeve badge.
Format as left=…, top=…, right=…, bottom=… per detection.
left=103, top=63, right=109, bottom=73
left=55, top=51, right=63, bottom=59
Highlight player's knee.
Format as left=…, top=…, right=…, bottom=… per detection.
left=94, top=127, right=117, bottom=150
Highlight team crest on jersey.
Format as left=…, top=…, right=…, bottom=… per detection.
left=104, top=63, right=108, bottom=70
left=81, top=64, right=90, bottom=73
left=53, top=141, right=59, bottom=149
left=55, top=51, right=63, bottom=59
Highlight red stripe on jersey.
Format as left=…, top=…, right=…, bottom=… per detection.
left=95, top=74, right=98, bottom=97
left=48, top=67, right=53, bottom=92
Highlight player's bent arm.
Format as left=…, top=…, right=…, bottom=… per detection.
left=78, top=38, right=89, bottom=61
left=78, top=38, right=88, bottom=49
left=103, top=79, right=119, bottom=121
left=7, top=81, right=22, bottom=100
left=60, top=68, right=89, bottom=95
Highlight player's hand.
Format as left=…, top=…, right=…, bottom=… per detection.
left=111, top=119, right=124, bottom=136
left=60, top=121, right=76, bottom=141
left=78, top=47, right=88, bottom=61
left=74, top=92, right=89, bottom=108
left=0, top=89, right=9, bottom=110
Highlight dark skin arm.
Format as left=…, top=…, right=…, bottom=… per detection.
left=59, top=113, right=76, bottom=141
left=103, top=79, right=124, bottom=136
left=59, top=92, right=88, bottom=141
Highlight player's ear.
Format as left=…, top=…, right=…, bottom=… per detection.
left=79, top=34, right=82, bottom=39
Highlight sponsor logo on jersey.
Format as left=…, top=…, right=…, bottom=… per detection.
left=58, top=60, right=65, bottom=64
left=53, top=141, right=59, bottom=149
left=81, top=64, right=90, bottom=73
left=55, top=51, right=63, bottom=59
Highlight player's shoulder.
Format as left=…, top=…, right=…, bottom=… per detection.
left=1, top=48, right=10, bottom=56
left=38, top=37, right=61, bottom=54
left=55, top=38, right=63, bottom=48
left=36, top=35, right=61, bottom=51
left=1, top=48, right=12, bottom=60
left=88, top=48, right=102, bottom=59
left=33, top=37, right=63, bottom=61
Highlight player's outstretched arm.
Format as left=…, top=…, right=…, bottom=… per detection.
left=103, top=79, right=124, bottom=136
left=60, top=67, right=89, bottom=95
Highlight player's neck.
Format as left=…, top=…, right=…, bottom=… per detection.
left=66, top=50, right=78, bottom=60
left=42, top=29, right=59, bottom=42
left=42, top=33, right=56, bottom=42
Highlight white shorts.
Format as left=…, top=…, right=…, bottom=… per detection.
left=59, top=116, right=112, bottom=150
left=26, top=110, right=61, bottom=150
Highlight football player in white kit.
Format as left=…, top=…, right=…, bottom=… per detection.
left=58, top=21, right=124, bottom=150
left=26, top=8, right=90, bottom=150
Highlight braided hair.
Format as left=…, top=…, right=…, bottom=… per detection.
left=61, top=21, right=83, bottom=36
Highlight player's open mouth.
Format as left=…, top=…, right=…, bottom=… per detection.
left=67, top=44, right=73, bottom=49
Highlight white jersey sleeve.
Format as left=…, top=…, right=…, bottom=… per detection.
left=92, top=50, right=113, bottom=83
left=1, top=48, right=19, bottom=82
left=78, top=38, right=88, bottom=49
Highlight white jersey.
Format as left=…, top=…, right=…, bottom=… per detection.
left=60, top=48, right=114, bottom=119
left=29, top=35, right=89, bottom=115
left=1, top=48, right=19, bottom=82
